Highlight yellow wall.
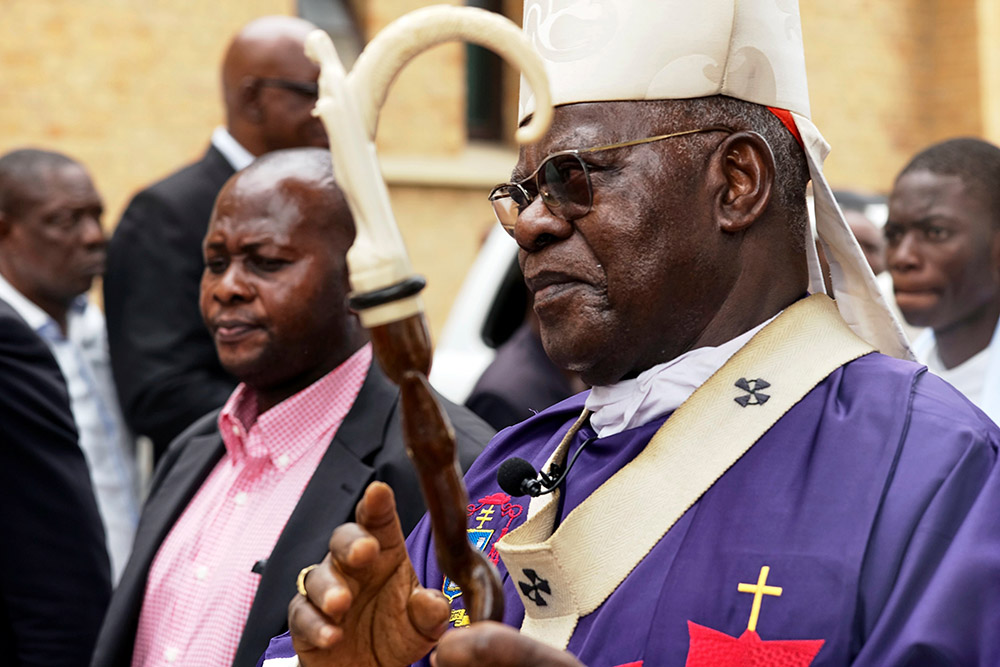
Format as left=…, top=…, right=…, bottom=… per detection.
left=0, top=0, right=293, bottom=229
left=977, top=0, right=1000, bottom=141
left=803, top=1, right=987, bottom=192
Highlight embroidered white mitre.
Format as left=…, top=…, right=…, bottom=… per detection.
left=517, top=0, right=912, bottom=360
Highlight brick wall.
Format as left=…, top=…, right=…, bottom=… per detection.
left=803, top=0, right=987, bottom=193
left=0, top=0, right=293, bottom=230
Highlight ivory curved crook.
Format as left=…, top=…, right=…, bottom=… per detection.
left=303, top=4, right=552, bottom=626
left=304, top=5, right=553, bottom=319
left=347, top=4, right=553, bottom=145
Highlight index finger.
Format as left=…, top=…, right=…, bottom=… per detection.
left=351, top=481, right=407, bottom=552
left=326, top=482, right=406, bottom=573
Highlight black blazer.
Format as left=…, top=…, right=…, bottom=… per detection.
left=104, top=145, right=238, bottom=459
left=0, top=298, right=111, bottom=666
left=90, top=364, right=494, bottom=667
left=466, top=321, right=576, bottom=430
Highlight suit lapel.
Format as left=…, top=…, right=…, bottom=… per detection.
left=233, top=366, right=400, bottom=667
left=203, top=143, right=237, bottom=184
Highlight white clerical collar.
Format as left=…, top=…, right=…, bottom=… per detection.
left=211, top=126, right=256, bottom=172
left=585, top=313, right=779, bottom=438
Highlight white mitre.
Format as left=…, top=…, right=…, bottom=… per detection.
left=519, top=0, right=912, bottom=360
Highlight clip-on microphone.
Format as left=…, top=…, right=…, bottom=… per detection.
left=496, top=437, right=595, bottom=498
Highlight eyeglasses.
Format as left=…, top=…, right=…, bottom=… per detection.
left=488, top=126, right=730, bottom=236
left=255, top=77, right=319, bottom=99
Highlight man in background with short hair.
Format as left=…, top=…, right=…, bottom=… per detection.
left=885, top=137, right=1000, bottom=421
left=836, top=190, right=887, bottom=276
left=105, top=15, right=330, bottom=459
left=0, top=147, right=138, bottom=582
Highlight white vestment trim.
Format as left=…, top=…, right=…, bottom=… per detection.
left=496, top=295, right=875, bottom=650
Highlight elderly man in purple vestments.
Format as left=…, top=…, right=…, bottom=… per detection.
left=262, top=1, right=1000, bottom=666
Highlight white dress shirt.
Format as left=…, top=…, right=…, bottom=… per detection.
left=0, top=276, right=139, bottom=582
left=912, top=330, right=991, bottom=414
left=211, top=126, right=255, bottom=172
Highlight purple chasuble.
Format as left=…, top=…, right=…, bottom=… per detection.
left=260, top=353, right=1000, bottom=666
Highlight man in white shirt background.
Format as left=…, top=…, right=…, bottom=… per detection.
left=0, top=147, right=139, bottom=582
left=885, top=137, right=1000, bottom=421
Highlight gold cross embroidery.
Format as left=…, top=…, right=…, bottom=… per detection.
left=737, top=565, right=783, bottom=632
left=475, top=506, right=495, bottom=530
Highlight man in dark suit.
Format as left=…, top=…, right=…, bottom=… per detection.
left=91, top=148, right=492, bottom=667
left=0, top=297, right=111, bottom=666
left=105, top=15, right=331, bottom=458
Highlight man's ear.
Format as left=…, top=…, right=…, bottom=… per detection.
left=237, top=76, right=265, bottom=124
left=709, top=131, right=775, bottom=233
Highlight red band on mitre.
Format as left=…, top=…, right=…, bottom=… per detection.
left=767, top=107, right=804, bottom=150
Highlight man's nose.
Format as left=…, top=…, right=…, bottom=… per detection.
left=80, top=214, right=107, bottom=248
left=213, top=265, right=254, bottom=303
left=888, top=231, right=921, bottom=273
left=513, top=197, right=575, bottom=252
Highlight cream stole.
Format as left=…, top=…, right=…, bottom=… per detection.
left=494, top=295, right=875, bottom=649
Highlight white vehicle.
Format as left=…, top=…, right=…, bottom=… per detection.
left=430, top=226, right=523, bottom=404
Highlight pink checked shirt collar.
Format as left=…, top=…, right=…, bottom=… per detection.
left=216, top=356, right=367, bottom=470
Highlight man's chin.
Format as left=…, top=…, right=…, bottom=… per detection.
left=896, top=305, right=940, bottom=330
left=70, top=276, right=97, bottom=296
left=542, top=340, right=618, bottom=388
left=217, top=353, right=264, bottom=383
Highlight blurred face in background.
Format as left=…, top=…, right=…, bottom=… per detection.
left=845, top=209, right=886, bottom=276
left=0, top=162, right=106, bottom=311
left=886, top=170, right=1000, bottom=331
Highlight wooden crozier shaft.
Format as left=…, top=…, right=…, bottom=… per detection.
left=370, top=313, right=504, bottom=623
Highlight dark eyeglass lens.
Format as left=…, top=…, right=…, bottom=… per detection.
left=508, top=186, right=532, bottom=209
left=538, top=155, right=590, bottom=219
left=489, top=188, right=519, bottom=235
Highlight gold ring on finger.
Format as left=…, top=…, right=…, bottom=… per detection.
left=296, top=564, right=319, bottom=598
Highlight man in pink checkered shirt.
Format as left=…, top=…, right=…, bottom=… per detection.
left=90, top=148, right=493, bottom=667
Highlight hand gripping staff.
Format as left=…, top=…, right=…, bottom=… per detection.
left=305, top=5, right=553, bottom=623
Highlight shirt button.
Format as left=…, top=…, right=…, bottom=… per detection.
left=276, top=454, right=290, bottom=469
left=195, top=565, right=208, bottom=580
left=231, top=424, right=240, bottom=436
left=164, top=647, right=179, bottom=662
left=234, top=491, right=248, bottom=506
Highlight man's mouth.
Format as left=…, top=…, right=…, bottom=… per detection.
left=213, top=320, right=262, bottom=342
left=83, top=258, right=107, bottom=276
left=894, top=284, right=940, bottom=296
left=893, top=286, right=941, bottom=310
left=525, top=271, right=589, bottom=308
